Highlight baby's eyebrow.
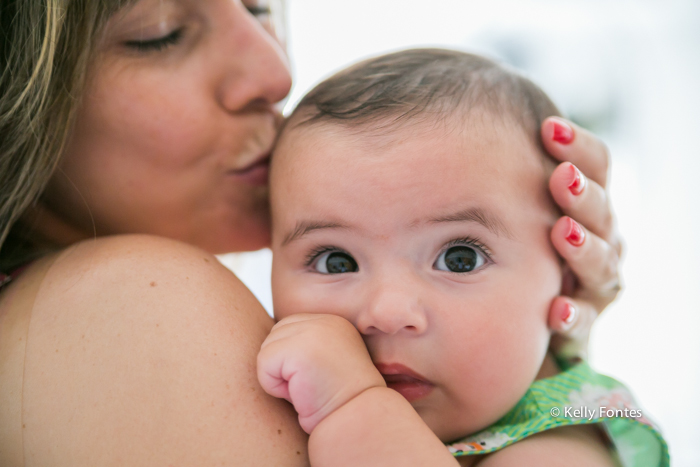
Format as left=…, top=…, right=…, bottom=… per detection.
left=425, top=207, right=514, bottom=239
left=282, top=221, right=349, bottom=246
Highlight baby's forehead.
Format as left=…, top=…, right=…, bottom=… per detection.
left=277, top=108, right=551, bottom=171
left=272, top=111, right=560, bottom=228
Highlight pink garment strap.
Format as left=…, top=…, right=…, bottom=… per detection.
left=0, top=264, right=30, bottom=289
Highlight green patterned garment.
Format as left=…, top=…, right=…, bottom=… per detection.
left=446, top=361, right=669, bottom=467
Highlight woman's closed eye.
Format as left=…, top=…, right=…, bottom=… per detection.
left=124, top=28, right=184, bottom=52
left=245, top=4, right=272, bottom=18
left=308, top=248, right=359, bottom=274
left=434, top=238, right=491, bottom=274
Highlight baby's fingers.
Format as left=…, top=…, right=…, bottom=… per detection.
left=257, top=339, right=293, bottom=402
left=541, top=117, right=610, bottom=188
left=550, top=217, right=621, bottom=306
left=549, top=162, right=618, bottom=250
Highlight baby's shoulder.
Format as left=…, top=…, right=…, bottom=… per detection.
left=473, top=425, right=617, bottom=467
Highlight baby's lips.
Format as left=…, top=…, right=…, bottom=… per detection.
left=375, top=362, right=435, bottom=401
left=374, top=362, right=430, bottom=383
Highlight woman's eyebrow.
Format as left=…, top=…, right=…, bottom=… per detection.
left=425, top=207, right=514, bottom=239
left=282, top=221, right=350, bottom=246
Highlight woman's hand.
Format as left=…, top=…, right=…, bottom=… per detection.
left=541, top=117, right=623, bottom=358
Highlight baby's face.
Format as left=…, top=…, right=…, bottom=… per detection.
left=270, top=113, right=562, bottom=442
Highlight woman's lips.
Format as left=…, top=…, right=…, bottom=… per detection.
left=375, top=363, right=434, bottom=402
left=228, top=154, right=270, bottom=186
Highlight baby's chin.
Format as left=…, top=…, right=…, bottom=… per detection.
left=415, top=401, right=502, bottom=443
left=429, top=362, right=556, bottom=443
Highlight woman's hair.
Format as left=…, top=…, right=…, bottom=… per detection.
left=0, top=0, right=136, bottom=271
left=0, top=0, right=289, bottom=272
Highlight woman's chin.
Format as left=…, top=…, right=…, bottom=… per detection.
left=202, top=220, right=272, bottom=254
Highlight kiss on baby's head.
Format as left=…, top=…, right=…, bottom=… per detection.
left=269, top=49, right=566, bottom=442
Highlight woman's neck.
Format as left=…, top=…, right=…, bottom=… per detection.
left=17, top=202, right=93, bottom=250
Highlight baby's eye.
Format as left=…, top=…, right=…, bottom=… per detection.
left=315, top=251, right=358, bottom=274
left=434, top=246, right=486, bottom=273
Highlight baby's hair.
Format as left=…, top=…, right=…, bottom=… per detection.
left=287, top=48, right=562, bottom=150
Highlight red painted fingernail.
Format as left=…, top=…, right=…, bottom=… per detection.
left=552, top=120, right=574, bottom=145
left=568, top=164, right=586, bottom=195
left=562, top=303, right=576, bottom=325
left=565, top=217, right=585, bottom=246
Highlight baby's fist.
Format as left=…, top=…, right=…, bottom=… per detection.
left=257, top=314, right=386, bottom=433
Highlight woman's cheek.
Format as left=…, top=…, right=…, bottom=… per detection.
left=105, top=83, right=212, bottom=168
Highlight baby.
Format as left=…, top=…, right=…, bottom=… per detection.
left=258, top=49, right=668, bottom=466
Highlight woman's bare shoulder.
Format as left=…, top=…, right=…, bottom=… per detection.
left=20, top=235, right=309, bottom=466
left=44, top=234, right=251, bottom=289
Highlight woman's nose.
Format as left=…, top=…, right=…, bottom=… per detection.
left=216, top=7, right=293, bottom=112
left=356, top=280, right=428, bottom=336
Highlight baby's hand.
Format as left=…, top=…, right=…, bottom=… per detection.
left=257, top=314, right=386, bottom=434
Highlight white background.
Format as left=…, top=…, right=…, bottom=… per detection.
left=221, top=1, right=700, bottom=464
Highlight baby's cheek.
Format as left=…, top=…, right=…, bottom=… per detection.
left=448, top=308, right=548, bottom=430
left=270, top=265, right=301, bottom=320
left=271, top=273, right=334, bottom=321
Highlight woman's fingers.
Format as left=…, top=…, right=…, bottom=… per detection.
left=541, top=117, right=611, bottom=188
left=542, top=117, right=623, bottom=358
left=549, top=162, right=618, bottom=250
left=550, top=216, right=622, bottom=307
left=547, top=297, right=598, bottom=358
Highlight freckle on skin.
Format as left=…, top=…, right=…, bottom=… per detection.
left=150, top=281, right=156, bottom=287
left=297, top=451, right=301, bottom=455
left=203, top=258, right=210, bottom=263
left=278, top=429, right=282, bottom=435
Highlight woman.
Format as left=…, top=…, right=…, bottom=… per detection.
left=0, top=0, right=621, bottom=465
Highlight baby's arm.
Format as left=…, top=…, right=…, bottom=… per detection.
left=257, top=314, right=458, bottom=467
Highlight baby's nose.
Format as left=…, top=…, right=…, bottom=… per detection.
left=356, top=283, right=428, bottom=336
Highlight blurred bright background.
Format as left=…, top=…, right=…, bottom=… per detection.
left=220, top=0, right=700, bottom=464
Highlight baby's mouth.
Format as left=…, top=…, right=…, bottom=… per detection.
left=375, top=363, right=435, bottom=402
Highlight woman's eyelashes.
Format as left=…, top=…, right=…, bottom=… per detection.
left=309, top=249, right=359, bottom=274
left=434, top=238, right=491, bottom=274
left=125, top=28, right=184, bottom=52
left=245, top=5, right=272, bottom=17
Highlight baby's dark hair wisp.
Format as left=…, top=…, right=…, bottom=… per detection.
left=288, top=48, right=562, bottom=150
